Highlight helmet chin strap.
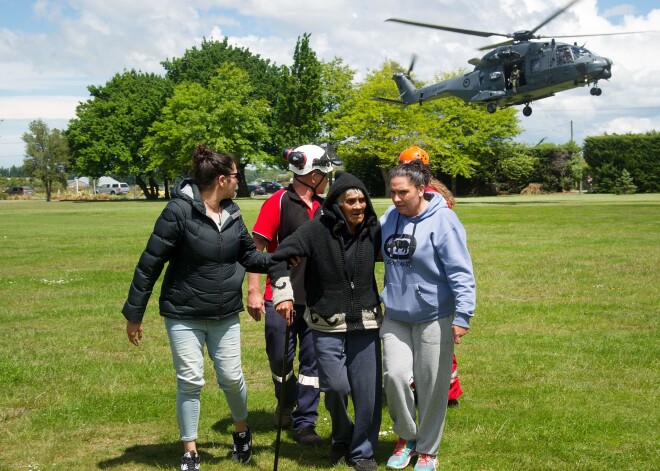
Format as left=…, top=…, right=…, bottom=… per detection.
left=294, top=173, right=326, bottom=192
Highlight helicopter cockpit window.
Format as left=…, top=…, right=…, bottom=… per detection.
left=556, top=46, right=574, bottom=65
left=571, top=45, right=592, bottom=59
left=531, top=58, right=542, bottom=73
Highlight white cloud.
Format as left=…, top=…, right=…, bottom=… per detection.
left=602, top=4, right=637, bottom=17
left=0, top=0, right=658, bottom=168
left=600, top=116, right=658, bottom=134
left=226, top=34, right=295, bottom=67
left=0, top=96, right=84, bottom=120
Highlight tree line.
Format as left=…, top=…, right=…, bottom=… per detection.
left=9, top=34, right=659, bottom=200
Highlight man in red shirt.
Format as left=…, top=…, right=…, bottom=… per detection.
left=247, top=144, right=336, bottom=445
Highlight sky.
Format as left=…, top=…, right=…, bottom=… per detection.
left=0, top=0, right=659, bottom=168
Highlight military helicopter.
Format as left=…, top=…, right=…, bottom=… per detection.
left=378, top=0, right=652, bottom=116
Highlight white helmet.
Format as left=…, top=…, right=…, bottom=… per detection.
left=282, top=144, right=338, bottom=176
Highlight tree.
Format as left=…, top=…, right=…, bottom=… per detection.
left=615, top=169, right=637, bottom=194
left=274, top=33, right=324, bottom=148
left=162, top=38, right=284, bottom=156
left=328, top=61, right=430, bottom=195
left=141, top=63, right=270, bottom=196
left=417, top=71, right=521, bottom=194
left=22, top=119, right=69, bottom=201
left=319, top=57, right=355, bottom=138
left=330, top=62, right=520, bottom=196
left=496, top=148, right=539, bottom=193
left=66, top=70, right=173, bottom=199
left=584, top=132, right=660, bottom=193
left=591, top=162, right=619, bottom=193
left=160, top=36, right=341, bottom=176
left=162, top=37, right=282, bottom=100
left=0, top=165, right=27, bottom=178
left=526, top=143, right=582, bottom=192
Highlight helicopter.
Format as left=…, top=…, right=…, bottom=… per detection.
left=377, top=0, right=653, bottom=116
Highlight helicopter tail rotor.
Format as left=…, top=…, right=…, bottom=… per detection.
left=405, top=54, right=417, bottom=78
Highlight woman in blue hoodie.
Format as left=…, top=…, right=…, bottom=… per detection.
left=380, top=160, right=476, bottom=471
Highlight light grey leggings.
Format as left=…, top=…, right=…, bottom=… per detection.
left=380, top=315, right=455, bottom=456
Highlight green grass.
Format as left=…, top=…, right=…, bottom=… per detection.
left=0, top=194, right=658, bottom=470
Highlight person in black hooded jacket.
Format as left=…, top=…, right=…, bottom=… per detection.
left=122, top=144, right=271, bottom=469
left=269, top=171, right=382, bottom=471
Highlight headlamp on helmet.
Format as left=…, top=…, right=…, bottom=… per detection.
left=282, top=143, right=343, bottom=176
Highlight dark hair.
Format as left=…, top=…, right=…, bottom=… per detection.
left=389, top=159, right=430, bottom=188
left=191, top=144, right=235, bottom=190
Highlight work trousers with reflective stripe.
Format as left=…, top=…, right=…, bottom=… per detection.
left=264, top=300, right=320, bottom=430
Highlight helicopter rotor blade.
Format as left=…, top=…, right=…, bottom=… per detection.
left=478, top=39, right=516, bottom=51
left=538, top=30, right=660, bottom=39
left=387, top=0, right=656, bottom=52
left=529, top=0, right=582, bottom=36
left=386, top=18, right=511, bottom=39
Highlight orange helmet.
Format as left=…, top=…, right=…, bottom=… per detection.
left=398, top=146, right=430, bottom=165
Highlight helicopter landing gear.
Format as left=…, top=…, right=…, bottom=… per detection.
left=487, top=102, right=497, bottom=114
left=590, top=87, right=602, bottom=96
left=523, top=105, right=533, bottom=117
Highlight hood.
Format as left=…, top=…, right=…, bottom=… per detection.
left=172, top=177, right=206, bottom=214
left=322, top=171, right=377, bottom=235
left=410, top=192, right=444, bottom=221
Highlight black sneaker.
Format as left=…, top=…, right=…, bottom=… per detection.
left=329, top=441, right=349, bottom=466
left=180, top=451, right=200, bottom=471
left=447, top=399, right=460, bottom=408
left=293, top=425, right=323, bottom=446
left=232, top=427, right=253, bottom=463
left=273, top=404, right=294, bottom=428
left=353, top=458, right=378, bottom=471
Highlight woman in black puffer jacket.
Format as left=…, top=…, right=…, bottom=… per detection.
left=122, top=144, right=271, bottom=469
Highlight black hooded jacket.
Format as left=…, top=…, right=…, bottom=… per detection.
left=122, top=178, right=272, bottom=322
left=269, top=171, right=382, bottom=332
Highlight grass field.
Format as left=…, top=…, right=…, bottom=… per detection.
left=0, top=193, right=658, bottom=471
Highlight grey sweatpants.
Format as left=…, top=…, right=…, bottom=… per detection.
left=380, top=315, right=455, bottom=456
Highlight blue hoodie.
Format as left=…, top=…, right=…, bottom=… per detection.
left=379, top=193, right=476, bottom=328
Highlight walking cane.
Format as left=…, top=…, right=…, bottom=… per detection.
left=273, top=310, right=293, bottom=471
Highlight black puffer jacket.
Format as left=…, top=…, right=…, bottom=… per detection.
left=122, top=178, right=271, bottom=322
left=270, top=171, right=381, bottom=332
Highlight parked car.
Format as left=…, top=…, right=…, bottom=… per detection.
left=247, top=183, right=265, bottom=196
left=260, top=181, right=284, bottom=194
left=5, top=186, right=34, bottom=195
left=97, top=182, right=130, bottom=195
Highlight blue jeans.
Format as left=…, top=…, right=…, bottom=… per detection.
left=165, top=315, right=247, bottom=442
